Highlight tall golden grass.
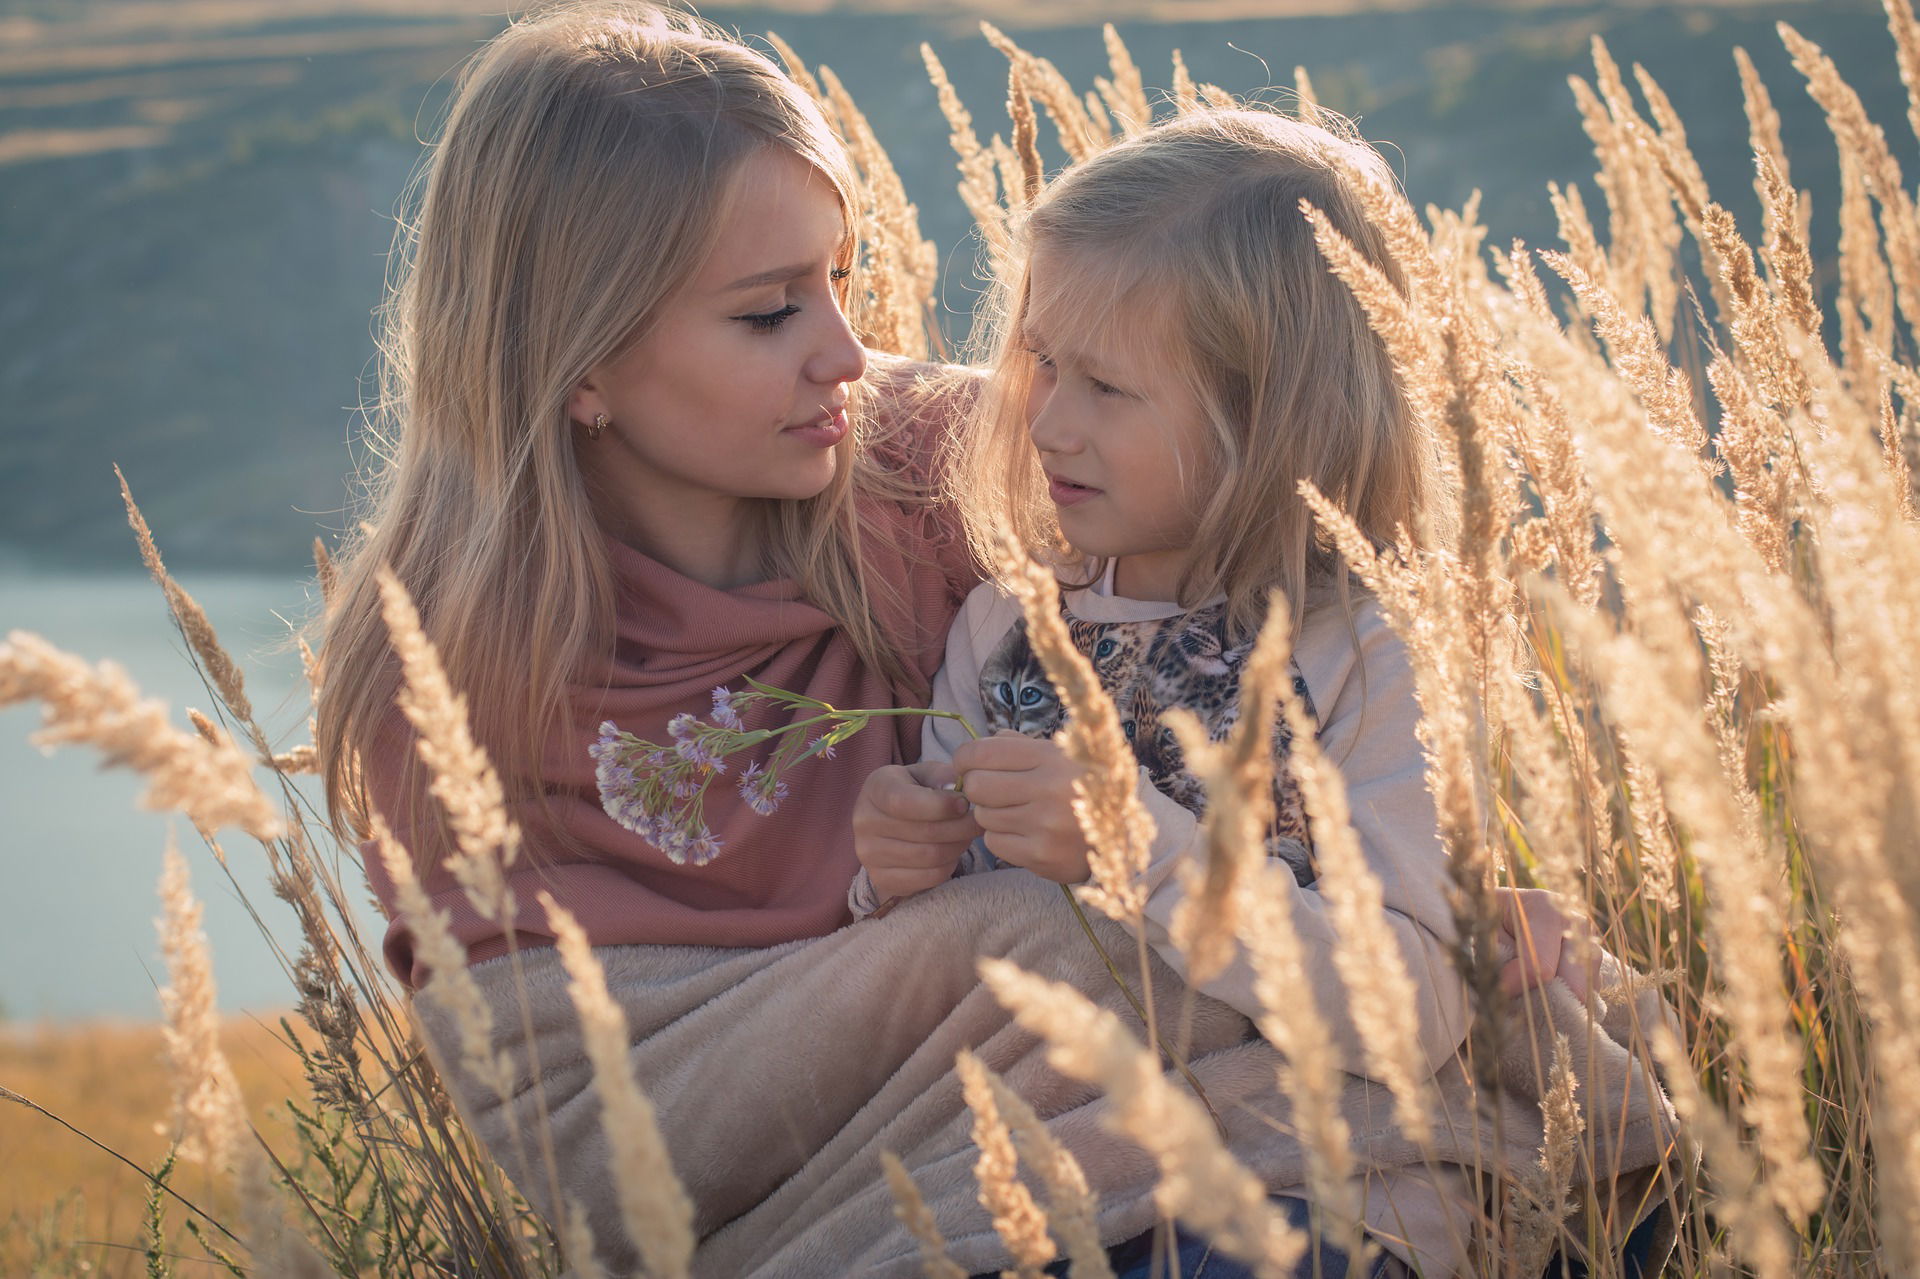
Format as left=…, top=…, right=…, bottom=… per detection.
left=4, top=7, right=1919, bottom=1276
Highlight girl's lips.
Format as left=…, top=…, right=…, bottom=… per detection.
left=783, top=405, right=848, bottom=448
left=1049, top=474, right=1102, bottom=506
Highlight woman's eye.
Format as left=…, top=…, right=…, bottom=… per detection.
left=737, top=304, right=801, bottom=332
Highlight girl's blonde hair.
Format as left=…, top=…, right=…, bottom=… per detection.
left=318, top=2, right=918, bottom=854
left=957, top=106, right=1439, bottom=639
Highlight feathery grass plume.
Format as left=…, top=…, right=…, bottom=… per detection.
left=1171, top=48, right=1198, bottom=114
left=1541, top=587, right=1824, bottom=1224
left=1300, top=203, right=1442, bottom=410
left=1735, top=47, right=1793, bottom=197
left=271, top=744, right=320, bottom=774
left=972, top=1061, right=1114, bottom=1279
left=1651, top=1029, right=1796, bottom=1279
left=1883, top=386, right=1917, bottom=519
left=762, top=31, right=824, bottom=104
left=922, top=43, right=1009, bottom=257
left=541, top=892, right=695, bottom=1279
left=1505, top=352, right=1604, bottom=609
left=1507, top=1032, right=1584, bottom=1279
left=312, top=536, right=338, bottom=607
left=956, top=1052, right=1057, bottom=1278
left=1541, top=250, right=1713, bottom=465
left=1704, top=353, right=1794, bottom=570
left=1695, top=606, right=1769, bottom=856
left=1198, top=82, right=1237, bottom=110
left=1615, top=728, right=1682, bottom=913
left=1836, top=149, right=1898, bottom=380
left=979, top=24, right=1100, bottom=163
left=1007, top=62, right=1043, bottom=207
left=1276, top=675, right=1434, bottom=1148
left=1886, top=0, right=1920, bottom=155
left=1292, top=65, right=1323, bottom=126
left=117, top=469, right=256, bottom=732
left=818, top=63, right=939, bottom=361
left=979, top=959, right=1307, bottom=1277
left=1161, top=596, right=1292, bottom=985
left=157, top=839, right=247, bottom=1169
left=1586, top=39, right=1685, bottom=339
left=881, top=1151, right=969, bottom=1279
left=367, top=811, right=514, bottom=1104
left=1702, top=201, right=1810, bottom=412
left=1096, top=24, right=1149, bottom=136
left=989, top=535, right=1155, bottom=923
left=561, top=1201, right=611, bottom=1279
left=1756, top=150, right=1821, bottom=340
left=1081, top=90, right=1115, bottom=147
left=375, top=566, right=519, bottom=919
left=1501, top=239, right=1559, bottom=328
left=1487, top=667, right=1587, bottom=902
left=1546, top=180, right=1615, bottom=315
left=0, top=631, right=283, bottom=839
left=1228, top=858, right=1363, bottom=1260
left=1782, top=22, right=1920, bottom=340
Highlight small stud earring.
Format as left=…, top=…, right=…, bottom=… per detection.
left=587, top=412, right=608, bottom=441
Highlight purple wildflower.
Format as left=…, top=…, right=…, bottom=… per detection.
left=673, top=734, right=726, bottom=770
left=686, top=829, right=724, bottom=866
left=710, top=686, right=744, bottom=732
left=667, top=713, right=699, bottom=741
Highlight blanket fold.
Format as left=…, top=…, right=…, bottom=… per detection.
left=416, top=869, right=1680, bottom=1278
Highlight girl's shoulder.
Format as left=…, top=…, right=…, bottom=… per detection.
left=858, top=354, right=987, bottom=475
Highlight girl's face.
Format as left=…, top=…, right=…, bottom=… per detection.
left=1021, top=248, right=1212, bottom=603
left=569, top=147, right=867, bottom=563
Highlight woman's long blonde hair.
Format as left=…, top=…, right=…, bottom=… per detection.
left=318, top=2, right=917, bottom=852
left=957, top=106, right=1440, bottom=640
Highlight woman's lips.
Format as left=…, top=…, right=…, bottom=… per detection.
left=1049, top=474, right=1102, bottom=506
left=783, top=405, right=848, bottom=448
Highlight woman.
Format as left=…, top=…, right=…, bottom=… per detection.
left=317, top=5, right=1670, bottom=1275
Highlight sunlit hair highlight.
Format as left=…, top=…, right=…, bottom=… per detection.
left=956, top=105, right=1437, bottom=640
left=316, top=1, right=919, bottom=859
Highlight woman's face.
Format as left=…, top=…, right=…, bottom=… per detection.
left=570, top=147, right=867, bottom=556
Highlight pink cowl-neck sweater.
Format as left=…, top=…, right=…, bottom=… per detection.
left=362, top=364, right=980, bottom=988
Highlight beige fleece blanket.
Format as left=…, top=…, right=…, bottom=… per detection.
left=416, top=869, right=1680, bottom=1278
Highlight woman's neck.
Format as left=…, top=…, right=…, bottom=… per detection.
left=593, top=486, right=765, bottom=590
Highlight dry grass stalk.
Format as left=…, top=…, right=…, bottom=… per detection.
left=1505, top=352, right=1604, bottom=609
left=1756, top=150, right=1821, bottom=339
left=1615, top=728, right=1682, bottom=913
left=1546, top=180, right=1615, bottom=315
left=818, top=63, right=938, bottom=361
left=922, top=43, right=1008, bottom=256
left=761, top=30, right=823, bottom=105
left=367, top=811, right=514, bottom=1104
left=1486, top=669, right=1587, bottom=903
left=1162, top=597, right=1292, bottom=984
left=881, top=1151, right=969, bottom=1279
left=1198, top=82, right=1237, bottom=111
left=1541, top=250, right=1712, bottom=464
left=1704, top=353, right=1794, bottom=570
left=1702, top=202, right=1810, bottom=412
left=157, top=839, right=248, bottom=1169
left=375, top=566, right=519, bottom=920
left=1735, top=46, right=1794, bottom=205
left=312, top=535, right=339, bottom=606
left=1836, top=149, right=1898, bottom=379
left=541, top=892, right=696, bottom=1279
left=1293, top=65, right=1323, bottom=126
left=1589, top=40, right=1685, bottom=338
left=1885, top=0, right=1920, bottom=156
left=1507, top=1031, right=1584, bottom=1278
left=1007, top=62, right=1043, bottom=207
left=979, top=959, right=1307, bottom=1277
left=1781, top=23, right=1920, bottom=340
left=0, top=630, right=283, bottom=839
left=956, top=1052, right=1057, bottom=1278
left=1094, top=24, right=1149, bottom=136
left=1274, top=678, right=1434, bottom=1148
left=980, top=23, right=1099, bottom=163
left=1883, top=386, right=1917, bottom=519
left=973, top=1063, right=1114, bottom=1279
left=270, top=743, right=320, bottom=773
left=989, top=536, right=1155, bottom=923
left=1171, top=48, right=1197, bottom=114
left=116, top=468, right=255, bottom=729
left=1081, top=90, right=1115, bottom=147
left=561, top=1201, right=611, bottom=1279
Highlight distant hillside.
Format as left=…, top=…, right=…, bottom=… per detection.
left=0, top=0, right=1906, bottom=571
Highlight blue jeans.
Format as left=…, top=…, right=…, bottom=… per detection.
left=971, top=1197, right=1388, bottom=1279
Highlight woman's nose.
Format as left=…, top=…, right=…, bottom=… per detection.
left=807, top=302, right=868, bottom=387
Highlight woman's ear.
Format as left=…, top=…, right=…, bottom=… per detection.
left=567, top=375, right=607, bottom=430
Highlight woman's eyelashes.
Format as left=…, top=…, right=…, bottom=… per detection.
left=733, top=267, right=854, bottom=332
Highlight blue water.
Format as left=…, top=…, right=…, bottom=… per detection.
left=0, top=565, right=386, bottom=1021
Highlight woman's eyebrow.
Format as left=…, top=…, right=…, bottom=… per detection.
left=723, top=261, right=818, bottom=292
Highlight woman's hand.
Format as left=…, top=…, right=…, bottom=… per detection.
left=853, top=761, right=982, bottom=901
left=1495, top=886, right=1596, bottom=999
left=950, top=731, right=1093, bottom=885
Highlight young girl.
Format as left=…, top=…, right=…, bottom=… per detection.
left=851, top=109, right=1632, bottom=1278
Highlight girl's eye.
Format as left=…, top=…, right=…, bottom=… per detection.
left=830, top=266, right=852, bottom=282
left=1028, top=349, right=1056, bottom=372
left=736, top=304, right=801, bottom=332
left=1090, top=376, right=1125, bottom=396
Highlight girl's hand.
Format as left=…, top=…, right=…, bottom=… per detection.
left=950, top=731, right=1093, bottom=886
left=853, top=761, right=982, bottom=901
left=1495, top=886, right=1596, bottom=1000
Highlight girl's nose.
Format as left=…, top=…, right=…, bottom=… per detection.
left=806, top=301, right=868, bottom=387
left=1026, top=389, right=1080, bottom=456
